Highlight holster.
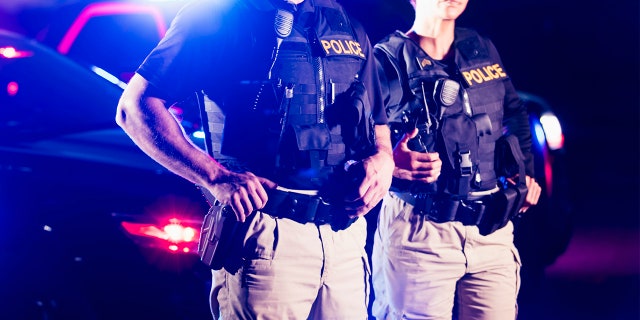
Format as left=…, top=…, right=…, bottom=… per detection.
left=197, top=205, right=237, bottom=270
left=476, top=181, right=527, bottom=235
left=484, top=134, right=529, bottom=234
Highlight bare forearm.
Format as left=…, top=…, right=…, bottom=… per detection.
left=349, top=124, right=394, bottom=216
left=373, top=124, right=393, bottom=159
left=115, top=74, right=223, bottom=189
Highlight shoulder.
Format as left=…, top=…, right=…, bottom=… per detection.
left=455, top=27, right=498, bottom=47
left=374, top=31, right=408, bottom=56
left=333, top=4, right=372, bottom=48
left=169, top=0, right=246, bottom=38
left=454, top=27, right=500, bottom=60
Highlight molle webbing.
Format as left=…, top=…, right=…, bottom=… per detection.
left=377, top=29, right=506, bottom=193
left=203, top=0, right=369, bottom=183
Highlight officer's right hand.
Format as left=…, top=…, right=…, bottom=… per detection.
left=393, top=128, right=442, bottom=183
left=207, top=170, right=277, bottom=222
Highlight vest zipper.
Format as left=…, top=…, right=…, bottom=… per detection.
left=313, top=56, right=325, bottom=123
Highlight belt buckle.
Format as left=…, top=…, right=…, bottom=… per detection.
left=281, top=191, right=332, bottom=225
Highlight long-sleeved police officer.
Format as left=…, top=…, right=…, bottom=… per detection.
left=116, top=0, right=394, bottom=318
left=371, top=0, right=542, bottom=319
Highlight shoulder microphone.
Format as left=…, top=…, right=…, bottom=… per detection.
left=268, top=6, right=295, bottom=79
left=434, top=78, right=460, bottom=120
left=274, top=8, right=294, bottom=42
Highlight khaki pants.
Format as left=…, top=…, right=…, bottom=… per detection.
left=372, top=192, right=521, bottom=320
left=210, top=211, right=370, bottom=320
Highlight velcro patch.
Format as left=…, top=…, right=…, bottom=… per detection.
left=460, top=64, right=507, bottom=87
left=319, top=38, right=365, bottom=58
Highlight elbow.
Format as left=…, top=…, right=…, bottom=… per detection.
left=115, top=95, right=139, bottom=133
left=115, top=99, right=129, bottom=129
left=115, top=73, right=148, bottom=131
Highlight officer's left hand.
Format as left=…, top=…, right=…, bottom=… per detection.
left=344, top=150, right=394, bottom=218
left=519, top=175, right=541, bottom=213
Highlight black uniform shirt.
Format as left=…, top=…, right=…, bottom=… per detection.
left=136, top=0, right=386, bottom=188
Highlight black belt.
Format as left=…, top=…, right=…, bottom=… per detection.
left=395, top=191, right=485, bottom=224
left=260, top=188, right=336, bottom=226
left=393, top=190, right=512, bottom=235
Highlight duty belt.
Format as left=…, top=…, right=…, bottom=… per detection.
left=261, top=188, right=355, bottom=230
left=393, top=188, right=511, bottom=236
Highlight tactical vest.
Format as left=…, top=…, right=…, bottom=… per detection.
left=201, top=0, right=374, bottom=190
left=375, top=28, right=509, bottom=196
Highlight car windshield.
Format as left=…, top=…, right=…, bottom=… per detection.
left=0, top=29, right=123, bottom=141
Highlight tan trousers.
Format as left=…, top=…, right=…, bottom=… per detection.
left=210, top=211, right=370, bottom=320
left=372, top=192, right=521, bottom=320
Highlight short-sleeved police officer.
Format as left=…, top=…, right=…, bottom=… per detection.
left=116, top=0, right=394, bottom=318
left=371, top=0, right=542, bottom=319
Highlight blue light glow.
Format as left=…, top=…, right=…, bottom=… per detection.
left=91, top=66, right=127, bottom=89
left=540, top=112, right=564, bottom=150
left=192, top=130, right=205, bottom=139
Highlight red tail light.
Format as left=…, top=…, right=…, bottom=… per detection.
left=7, top=81, right=19, bottom=96
left=0, top=46, right=33, bottom=59
left=121, top=218, right=201, bottom=254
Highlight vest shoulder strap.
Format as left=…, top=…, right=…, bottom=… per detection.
left=454, top=28, right=490, bottom=62
left=374, top=32, right=414, bottom=108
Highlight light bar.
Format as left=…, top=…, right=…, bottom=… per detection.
left=57, top=2, right=167, bottom=55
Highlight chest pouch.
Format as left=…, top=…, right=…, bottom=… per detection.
left=439, top=113, right=479, bottom=196
left=278, top=123, right=331, bottom=171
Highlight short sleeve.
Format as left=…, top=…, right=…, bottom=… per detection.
left=136, top=0, right=235, bottom=103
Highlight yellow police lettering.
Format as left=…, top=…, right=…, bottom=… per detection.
left=478, top=68, right=493, bottom=81
left=462, top=71, right=474, bottom=85
left=462, top=64, right=508, bottom=86
left=321, top=40, right=332, bottom=55
left=471, top=70, right=484, bottom=83
left=343, top=40, right=356, bottom=55
left=320, top=39, right=365, bottom=58
left=492, top=64, right=507, bottom=77
left=348, top=41, right=364, bottom=58
left=483, top=66, right=498, bottom=78
left=346, top=41, right=356, bottom=52
left=330, top=40, right=343, bottom=54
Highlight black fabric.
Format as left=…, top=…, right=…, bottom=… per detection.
left=261, top=188, right=356, bottom=231
left=395, top=190, right=520, bottom=236
left=136, top=0, right=386, bottom=190
left=375, top=28, right=534, bottom=196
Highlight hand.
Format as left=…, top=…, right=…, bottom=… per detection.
left=519, top=175, right=541, bottom=213
left=206, top=170, right=277, bottom=222
left=392, top=128, right=442, bottom=183
left=344, top=150, right=394, bottom=218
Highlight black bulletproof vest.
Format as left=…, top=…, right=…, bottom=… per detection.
left=375, top=28, right=508, bottom=195
left=202, top=0, right=373, bottom=190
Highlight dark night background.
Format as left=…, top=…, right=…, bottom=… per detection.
left=1, top=0, right=638, bottom=319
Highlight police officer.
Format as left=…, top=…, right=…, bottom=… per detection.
left=371, top=0, right=541, bottom=319
left=115, top=0, right=394, bottom=318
